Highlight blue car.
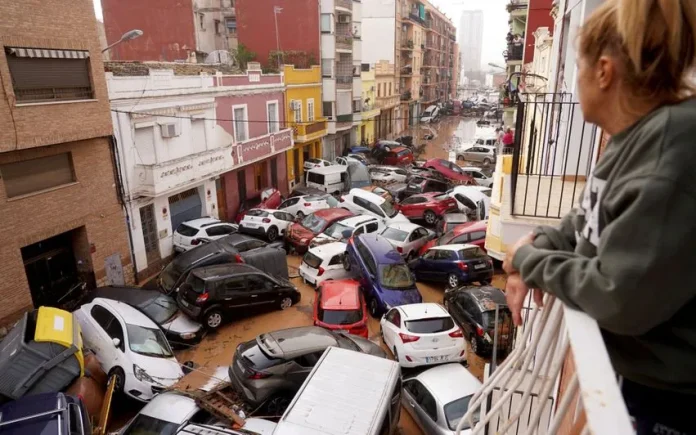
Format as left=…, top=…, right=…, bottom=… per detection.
left=0, top=392, right=91, bottom=434
left=344, top=234, right=422, bottom=317
left=409, top=244, right=493, bottom=288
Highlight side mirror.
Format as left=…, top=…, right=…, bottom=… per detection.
left=112, top=338, right=121, bottom=348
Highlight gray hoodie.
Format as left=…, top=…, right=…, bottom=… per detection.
left=513, top=98, right=696, bottom=393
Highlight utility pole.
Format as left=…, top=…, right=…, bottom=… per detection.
left=274, top=6, right=283, bottom=69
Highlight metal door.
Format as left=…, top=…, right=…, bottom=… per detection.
left=168, top=188, right=202, bottom=233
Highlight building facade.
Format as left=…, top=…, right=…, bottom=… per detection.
left=374, top=61, right=400, bottom=139
left=421, top=4, right=457, bottom=107
left=284, top=65, right=327, bottom=189
left=102, top=0, right=237, bottom=62
left=458, top=10, right=484, bottom=78
left=360, top=65, right=380, bottom=144
left=0, top=0, right=133, bottom=324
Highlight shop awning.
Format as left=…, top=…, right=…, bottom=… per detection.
left=6, top=47, right=90, bottom=59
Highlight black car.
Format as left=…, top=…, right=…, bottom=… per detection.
left=177, top=263, right=301, bottom=329
left=85, top=286, right=204, bottom=348
left=159, top=233, right=287, bottom=295
left=443, top=285, right=514, bottom=356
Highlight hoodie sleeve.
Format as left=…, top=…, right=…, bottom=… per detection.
left=530, top=209, right=578, bottom=252
left=512, top=176, right=696, bottom=336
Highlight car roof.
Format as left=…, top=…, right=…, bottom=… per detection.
left=430, top=243, right=479, bottom=251
left=180, top=217, right=220, bottom=229
left=93, top=298, right=159, bottom=328
left=219, top=233, right=264, bottom=247
left=385, top=222, right=421, bottom=233
left=313, top=208, right=353, bottom=220
left=457, top=285, right=508, bottom=310
left=442, top=213, right=468, bottom=222
left=308, top=241, right=347, bottom=257
left=391, top=146, right=409, bottom=152
left=398, top=302, right=448, bottom=320
left=355, top=234, right=403, bottom=264
left=414, top=363, right=482, bottom=405
left=461, top=167, right=484, bottom=172
left=307, top=165, right=347, bottom=175
left=191, top=263, right=259, bottom=280
left=248, top=208, right=277, bottom=214
left=452, top=220, right=488, bottom=235
left=369, top=165, right=401, bottom=171
left=140, top=392, right=199, bottom=423
left=348, top=188, right=386, bottom=204
left=320, top=280, right=361, bottom=310
left=340, top=214, right=379, bottom=227
left=91, top=286, right=161, bottom=306
left=259, top=326, right=338, bottom=359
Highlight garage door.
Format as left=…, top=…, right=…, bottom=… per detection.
left=168, top=188, right=202, bottom=232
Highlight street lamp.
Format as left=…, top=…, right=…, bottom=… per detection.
left=102, top=29, right=144, bottom=53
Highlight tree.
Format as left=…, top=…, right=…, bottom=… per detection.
left=233, top=44, right=256, bottom=70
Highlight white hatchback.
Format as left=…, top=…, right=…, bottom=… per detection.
left=75, top=298, right=184, bottom=402
left=339, top=188, right=409, bottom=225
left=310, top=215, right=384, bottom=248
left=304, top=158, right=333, bottom=170
left=461, top=167, right=494, bottom=187
left=369, top=165, right=409, bottom=184
left=380, top=222, right=435, bottom=260
left=380, top=303, right=466, bottom=368
left=277, top=194, right=337, bottom=219
left=448, top=186, right=492, bottom=220
left=172, top=218, right=238, bottom=252
left=298, top=242, right=354, bottom=287
left=238, top=208, right=295, bottom=242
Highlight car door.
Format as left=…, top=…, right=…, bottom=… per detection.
left=381, top=308, right=402, bottom=349
left=403, top=380, right=440, bottom=434
left=86, top=304, right=125, bottom=372
left=272, top=211, right=295, bottom=234
left=408, top=227, right=430, bottom=255
left=278, top=197, right=300, bottom=215
left=245, top=274, right=280, bottom=306
left=219, top=275, right=250, bottom=311
left=414, top=249, right=437, bottom=280
left=365, top=200, right=387, bottom=220
left=456, top=293, right=478, bottom=336
left=433, top=249, right=457, bottom=281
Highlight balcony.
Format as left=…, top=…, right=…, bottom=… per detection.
left=506, top=43, right=524, bottom=62
left=459, top=294, right=633, bottom=435
left=376, top=94, right=399, bottom=109
left=408, top=12, right=425, bottom=25
left=507, top=0, right=529, bottom=14
left=336, top=0, right=352, bottom=11
left=400, top=66, right=413, bottom=76
left=401, top=40, right=414, bottom=50
left=336, top=114, right=352, bottom=123
left=336, top=34, right=353, bottom=52
left=292, top=120, right=327, bottom=143
left=336, top=74, right=353, bottom=89
left=361, top=103, right=380, bottom=119
left=400, top=90, right=412, bottom=101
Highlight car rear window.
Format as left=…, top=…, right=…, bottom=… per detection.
left=405, top=317, right=455, bottom=334
left=307, top=172, right=325, bottom=185
left=123, top=414, right=178, bottom=435
left=239, top=340, right=283, bottom=369
left=176, top=224, right=199, bottom=237
left=246, top=209, right=269, bottom=217
left=382, top=227, right=409, bottom=242
left=459, top=247, right=487, bottom=259
left=303, top=252, right=323, bottom=269
left=482, top=309, right=512, bottom=328
left=185, top=274, right=207, bottom=294
left=306, top=158, right=321, bottom=164
left=319, top=308, right=363, bottom=325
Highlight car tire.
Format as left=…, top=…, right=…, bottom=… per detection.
left=483, top=158, right=492, bottom=165
left=369, top=298, right=380, bottom=318
left=267, top=226, right=279, bottom=242
left=456, top=155, right=465, bottom=161
left=447, top=273, right=460, bottom=289
left=296, top=211, right=305, bottom=220
left=406, top=251, right=416, bottom=263
left=342, top=255, right=351, bottom=271
left=470, top=334, right=480, bottom=355
left=108, top=367, right=125, bottom=394
left=279, top=296, right=293, bottom=310
left=265, top=394, right=292, bottom=416
left=204, top=309, right=224, bottom=330
left=424, top=210, right=437, bottom=225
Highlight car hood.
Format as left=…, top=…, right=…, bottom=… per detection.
left=243, top=418, right=278, bottom=435
left=344, top=335, right=387, bottom=358
left=289, top=223, right=314, bottom=239
left=388, top=212, right=410, bottom=223
left=312, top=233, right=339, bottom=246
left=161, top=311, right=203, bottom=335
left=381, top=286, right=423, bottom=307
left=130, top=352, right=184, bottom=384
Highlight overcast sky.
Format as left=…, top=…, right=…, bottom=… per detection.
left=92, top=0, right=508, bottom=70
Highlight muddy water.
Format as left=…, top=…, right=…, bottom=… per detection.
left=400, top=117, right=480, bottom=161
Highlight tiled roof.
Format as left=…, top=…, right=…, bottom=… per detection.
left=104, top=61, right=242, bottom=77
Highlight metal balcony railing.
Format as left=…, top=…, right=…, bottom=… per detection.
left=457, top=294, right=633, bottom=435
left=15, top=86, right=94, bottom=103
left=506, top=43, right=524, bottom=61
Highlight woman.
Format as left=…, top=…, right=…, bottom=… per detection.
left=502, top=128, right=514, bottom=147
left=503, top=0, right=696, bottom=433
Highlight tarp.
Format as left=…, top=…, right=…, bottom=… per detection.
left=347, top=162, right=370, bottom=189
left=240, top=247, right=289, bottom=280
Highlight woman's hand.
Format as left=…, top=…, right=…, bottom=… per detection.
left=506, top=273, right=544, bottom=326
left=503, top=232, right=535, bottom=274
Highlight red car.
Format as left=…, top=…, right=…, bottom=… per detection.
left=395, top=192, right=458, bottom=225
left=419, top=220, right=488, bottom=255
left=313, top=279, right=369, bottom=338
left=234, top=188, right=283, bottom=223
left=383, top=146, right=414, bottom=166
left=285, top=208, right=354, bottom=253
left=423, top=158, right=476, bottom=185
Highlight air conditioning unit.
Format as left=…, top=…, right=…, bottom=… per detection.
left=160, top=122, right=181, bottom=138
left=338, top=15, right=351, bottom=24
left=291, top=100, right=302, bottom=110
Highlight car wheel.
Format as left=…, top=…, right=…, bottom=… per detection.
left=447, top=273, right=459, bottom=289
left=406, top=251, right=416, bottom=263
left=108, top=367, right=125, bottom=393
left=470, top=334, right=479, bottom=355
left=204, top=309, right=224, bottom=330
left=369, top=298, right=380, bottom=318
left=483, top=158, right=492, bottom=165
left=267, top=226, right=279, bottom=242
left=342, top=255, right=351, bottom=271
left=296, top=211, right=305, bottom=220
left=279, top=296, right=293, bottom=310
left=456, top=154, right=465, bottom=161
left=424, top=210, right=437, bottom=225
left=266, top=394, right=292, bottom=416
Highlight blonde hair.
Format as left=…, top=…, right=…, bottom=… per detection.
left=579, top=0, right=696, bottom=103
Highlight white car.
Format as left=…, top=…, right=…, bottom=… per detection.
left=369, top=165, right=409, bottom=184
left=449, top=186, right=491, bottom=220
left=238, top=208, right=295, bottom=242
left=119, top=391, right=276, bottom=434
left=380, top=222, right=434, bottom=260
left=402, top=363, right=483, bottom=435
left=339, top=188, right=409, bottom=225
left=335, top=155, right=367, bottom=166
left=75, top=298, right=184, bottom=402
left=278, top=194, right=337, bottom=219
left=310, top=215, right=384, bottom=247
left=173, top=218, right=238, bottom=252
left=298, top=242, right=354, bottom=287
left=461, top=167, right=494, bottom=187
left=380, top=303, right=466, bottom=368
left=304, top=158, right=333, bottom=170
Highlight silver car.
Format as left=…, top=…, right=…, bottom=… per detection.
left=402, top=363, right=482, bottom=434
left=456, top=146, right=496, bottom=165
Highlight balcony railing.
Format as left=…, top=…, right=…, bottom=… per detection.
left=400, top=91, right=412, bottom=101
left=457, top=294, right=633, bottom=435
left=506, top=43, right=524, bottom=62
left=510, top=93, right=599, bottom=219
left=15, top=86, right=94, bottom=103
left=336, top=114, right=352, bottom=123
left=292, top=120, right=327, bottom=141
left=336, top=34, right=353, bottom=51
left=336, top=74, right=353, bottom=88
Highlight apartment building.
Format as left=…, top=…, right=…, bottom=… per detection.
left=360, top=65, right=381, bottom=144
left=421, top=4, right=457, bottom=108
left=0, top=0, right=133, bottom=324
left=374, top=60, right=400, bottom=139
left=102, top=0, right=237, bottom=62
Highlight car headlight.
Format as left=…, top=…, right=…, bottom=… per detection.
left=300, top=238, right=308, bottom=244
left=133, top=364, right=154, bottom=383
left=179, top=332, right=196, bottom=340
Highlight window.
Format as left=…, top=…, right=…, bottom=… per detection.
left=215, top=19, right=222, bottom=35
left=361, top=63, right=370, bottom=72
left=322, top=101, right=333, bottom=118
left=328, top=255, right=343, bottom=266
left=226, top=18, right=237, bottom=34
left=469, top=231, right=486, bottom=241
left=247, top=275, right=275, bottom=291
left=321, top=59, right=333, bottom=77
left=292, top=100, right=302, bottom=123
left=320, top=14, right=332, bottom=33
left=353, top=98, right=361, bottom=113
left=307, top=99, right=315, bottom=122
left=6, top=48, right=93, bottom=103
left=0, top=153, right=76, bottom=198
left=222, top=276, right=247, bottom=294
left=233, top=105, right=248, bottom=142
left=90, top=305, right=114, bottom=331
left=199, top=13, right=205, bottom=30
left=271, top=157, right=278, bottom=187
left=295, top=351, right=325, bottom=367
left=267, top=101, right=279, bottom=133
left=388, top=82, right=392, bottom=95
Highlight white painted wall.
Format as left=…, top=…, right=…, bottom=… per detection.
left=321, top=34, right=336, bottom=59
left=362, top=0, right=396, bottom=64
left=337, top=92, right=352, bottom=115
left=323, top=79, right=336, bottom=101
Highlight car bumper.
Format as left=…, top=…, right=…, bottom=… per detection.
left=124, top=374, right=180, bottom=402
left=396, top=341, right=466, bottom=368
left=228, top=363, right=265, bottom=407
left=178, top=299, right=203, bottom=320
left=164, top=328, right=205, bottom=348
left=298, top=264, right=319, bottom=287
left=460, top=269, right=493, bottom=283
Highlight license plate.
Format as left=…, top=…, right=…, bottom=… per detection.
left=181, top=299, right=190, bottom=307
left=474, top=264, right=486, bottom=270
left=426, top=355, right=447, bottom=363
left=246, top=223, right=258, bottom=228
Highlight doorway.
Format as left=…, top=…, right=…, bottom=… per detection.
left=139, top=204, right=161, bottom=265
left=294, top=148, right=301, bottom=184
left=216, top=178, right=228, bottom=221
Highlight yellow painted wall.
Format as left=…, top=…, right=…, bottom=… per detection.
left=361, top=68, right=378, bottom=144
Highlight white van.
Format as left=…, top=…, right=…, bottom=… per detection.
left=272, top=347, right=402, bottom=435
left=306, top=166, right=349, bottom=195
left=420, top=105, right=440, bottom=123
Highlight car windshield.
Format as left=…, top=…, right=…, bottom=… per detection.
left=459, top=247, right=487, bottom=259
left=380, top=201, right=398, bottom=218
left=122, top=414, right=179, bottom=435
left=159, top=262, right=182, bottom=292
left=405, top=317, right=455, bottom=333
left=379, top=264, right=414, bottom=289
left=323, top=221, right=352, bottom=239
left=301, top=213, right=328, bottom=235
left=126, top=324, right=174, bottom=358
left=141, top=295, right=179, bottom=324
left=319, top=308, right=363, bottom=325
left=246, top=209, right=268, bottom=217
left=381, top=227, right=409, bottom=242
left=306, top=158, right=321, bottom=164
left=302, top=252, right=323, bottom=269
left=450, top=164, right=465, bottom=175
left=445, top=394, right=479, bottom=431
left=175, top=224, right=198, bottom=237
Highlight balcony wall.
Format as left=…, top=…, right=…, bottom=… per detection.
left=292, top=120, right=327, bottom=143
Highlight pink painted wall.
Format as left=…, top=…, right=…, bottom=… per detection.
left=218, top=74, right=283, bottom=87
left=222, top=153, right=287, bottom=219
left=216, top=90, right=287, bottom=138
